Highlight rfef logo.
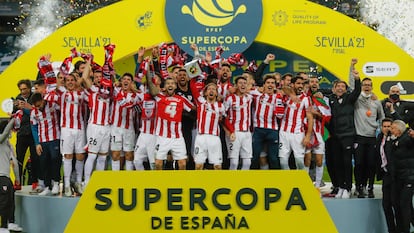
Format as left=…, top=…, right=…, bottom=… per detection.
left=181, top=0, right=246, bottom=27
left=165, top=0, right=263, bottom=57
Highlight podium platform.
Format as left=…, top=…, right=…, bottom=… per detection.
left=14, top=184, right=389, bottom=233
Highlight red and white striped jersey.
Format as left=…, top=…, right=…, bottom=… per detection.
left=189, top=76, right=205, bottom=106
left=224, top=94, right=252, bottom=132
left=281, top=93, right=311, bottom=133
left=12, top=110, right=23, bottom=130
left=111, top=88, right=141, bottom=130
left=252, top=93, right=283, bottom=130
left=155, top=93, right=194, bottom=138
left=218, top=81, right=233, bottom=100
left=138, top=92, right=157, bottom=134
left=54, top=88, right=87, bottom=130
left=30, top=101, right=60, bottom=142
left=313, top=116, right=322, bottom=134
left=85, top=86, right=111, bottom=126
left=197, top=101, right=225, bottom=136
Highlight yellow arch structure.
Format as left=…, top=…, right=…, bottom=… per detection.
left=1, top=0, right=413, bottom=117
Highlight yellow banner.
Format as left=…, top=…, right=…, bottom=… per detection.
left=1, top=0, right=414, bottom=117
left=65, top=171, right=337, bottom=233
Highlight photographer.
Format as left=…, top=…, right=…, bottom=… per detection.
left=12, top=79, right=38, bottom=190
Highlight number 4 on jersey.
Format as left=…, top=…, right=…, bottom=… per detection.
left=165, top=104, right=177, bottom=118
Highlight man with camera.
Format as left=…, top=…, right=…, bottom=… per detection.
left=12, top=79, right=38, bottom=190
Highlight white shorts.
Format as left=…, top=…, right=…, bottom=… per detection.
left=110, top=126, right=136, bottom=152
left=86, top=124, right=111, bottom=154
left=154, top=136, right=187, bottom=161
left=226, top=131, right=252, bottom=159
left=194, top=134, right=223, bottom=165
left=279, top=131, right=306, bottom=160
left=134, top=133, right=157, bottom=163
left=61, top=127, right=86, bottom=154
left=305, top=131, right=325, bottom=155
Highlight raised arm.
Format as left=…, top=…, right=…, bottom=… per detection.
left=145, top=64, right=160, bottom=97
left=255, top=53, right=275, bottom=87
left=348, top=58, right=358, bottom=90
left=137, top=46, right=145, bottom=64
left=151, top=47, right=160, bottom=73
left=81, top=57, right=93, bottom=89
left=348, top=59, right=361, bottom=103
left=0, top=118, right=15, bottom=144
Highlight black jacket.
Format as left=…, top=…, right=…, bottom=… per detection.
left=393, top=129, right=414, bottom=182
left=12, top=93, right=33, bottom=137
left=327, top=79, right=361, bottom=139
left=381, top=98, right=414, bottom=125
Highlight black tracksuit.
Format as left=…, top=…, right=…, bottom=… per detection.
left=326, top=79, right=361, bottom=191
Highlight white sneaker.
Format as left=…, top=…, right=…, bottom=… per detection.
left=51, top=181, right=60, bottom=195
left=74, top=182, right=84, bottom=195
left=38, top=187, right=51, bottom=196
left=342, top=189, right=350, bottom=199
left=0, top=228, right=10, bottom=233
left=64, top=187, right=72, bottom=197
left=29, top=185, right=44, bottom=195
left=8, top=223, right=22, bottom=232
left=335, top=188, right=344, bottom=199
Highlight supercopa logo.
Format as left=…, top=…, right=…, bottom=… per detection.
left=165, top=0, right=263, bottom=57
left=181, top=0, right=247, bottom=27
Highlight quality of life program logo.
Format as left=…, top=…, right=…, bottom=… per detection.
left=165, top=0, right=263, bottom=57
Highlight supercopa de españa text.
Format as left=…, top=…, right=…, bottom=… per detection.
left=95, top=187, right=307, bottom=230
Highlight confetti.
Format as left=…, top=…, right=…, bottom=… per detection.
left=359, top=0, right=414, bottom=57
left=13, top=0, right=119, bottom=52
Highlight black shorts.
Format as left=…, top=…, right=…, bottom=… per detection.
left=0, top=176, right=13, bottom=227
